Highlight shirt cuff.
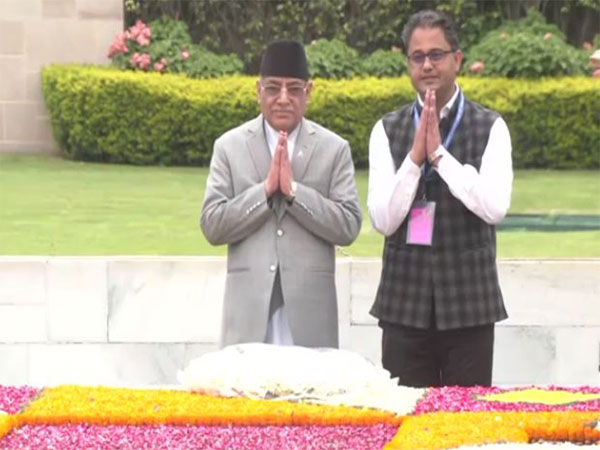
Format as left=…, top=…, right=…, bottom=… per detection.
left=434, top=146, right=450, bottom=171
left=403, top=153, right=423, bottom=173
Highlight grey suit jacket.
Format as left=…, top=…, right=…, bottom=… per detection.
left=201, top=115, right=362, bottom=347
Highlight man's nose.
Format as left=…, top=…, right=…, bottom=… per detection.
left=422, top=56, right=434, bottom=70
left=277, top=87, right=290, bottom=102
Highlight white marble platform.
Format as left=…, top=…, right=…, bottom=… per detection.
left=0, top=257, right=598, bottom=386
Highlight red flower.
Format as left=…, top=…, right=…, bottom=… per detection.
left=469, top=61, right=484, bottom=74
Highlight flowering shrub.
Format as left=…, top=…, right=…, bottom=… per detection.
left=107, top=18, right=242, bottom=78
left=463, top=30, right=591, bottom=78
left=463, top=10, right=592, bottom=78
left=305, top=39, right=409, bottom=79
left=359, top=48, right=407, bottom=77
left=305, top=39, right=360, bottom=79
left=108, top=20, right=160, bottom=71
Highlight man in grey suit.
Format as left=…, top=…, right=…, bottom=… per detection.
left=201, top=40, right=362, bottom=348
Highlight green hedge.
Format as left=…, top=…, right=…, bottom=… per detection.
left=42, top=64, right=599, bottom=169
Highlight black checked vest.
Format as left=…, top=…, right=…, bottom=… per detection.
left=370, top=95, right=508, bottom=330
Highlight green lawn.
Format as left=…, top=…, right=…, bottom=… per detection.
left=1, top=155, right=598, bottom=257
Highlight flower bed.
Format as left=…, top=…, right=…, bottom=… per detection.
left=0, top=384, right=598, bottom=449
left=18, top=385, right=401, bottom=427
left=1, top=424, right=398, bottom=450
left=414, top=385, right=600, bottom=413
left=385, top=411, right=600, bottom=449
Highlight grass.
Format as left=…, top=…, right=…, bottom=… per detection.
left=0, top=155, right=599, bottom=257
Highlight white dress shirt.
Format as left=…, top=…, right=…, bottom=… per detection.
left=367, top=86, right=513, bottom=236
left=263, top=119, right=299, bottom=345
left=264, top=120, right=299, bottom=160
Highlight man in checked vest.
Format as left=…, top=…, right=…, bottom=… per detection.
left=367, top=10, right=513, bottom=387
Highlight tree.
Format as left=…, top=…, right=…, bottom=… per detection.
left=123, top=0, right=599, bottom=72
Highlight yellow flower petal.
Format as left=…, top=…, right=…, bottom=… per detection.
left=384, top=411, right=600, bottom=449
left=0, top=414, right=18, bottom=439
left=19, top=385, right=401, bottom=427
left=480, top=388, right=600, bottom=405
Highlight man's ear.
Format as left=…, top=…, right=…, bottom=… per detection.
left=256, top=79, right=262, bottom=103
left=305, top=80, right=314, bottom=102
left=454, top=49, right=464, bottom=73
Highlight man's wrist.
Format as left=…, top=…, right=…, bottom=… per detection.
left=409, top=151, right=426, bottom=167
left=428, top=146, right=445, bottom=165
left=286, top=181, right=297, bottom=204
left=264, top=180, right=276, bottom=198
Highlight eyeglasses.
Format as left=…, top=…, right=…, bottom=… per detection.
left=408, top=49, right=455, bottom=66
left=260, top=82, right=307, bottom=99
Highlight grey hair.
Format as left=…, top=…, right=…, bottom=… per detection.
left=402, top=10, right=459, bottom=52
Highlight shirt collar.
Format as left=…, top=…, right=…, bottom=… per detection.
left=417, top=83, right=460, bottom=119
left=263, top=119, right=301, bottom=157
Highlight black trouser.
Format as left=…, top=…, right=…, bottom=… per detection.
left=380, top=320, right=495, bottom=388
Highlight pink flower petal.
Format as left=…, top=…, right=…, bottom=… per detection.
left=0, top=424, right=397, bottom=450
left=0, top=385, right=40, bottom=414
left=414, top=385, right=600, bottom=414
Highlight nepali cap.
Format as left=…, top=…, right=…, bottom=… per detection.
left=259, top=40, right=310, bottom=80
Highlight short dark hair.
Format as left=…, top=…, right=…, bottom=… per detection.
left=402, top=10, right=459, bottom=52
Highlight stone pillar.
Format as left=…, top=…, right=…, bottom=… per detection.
left=0, top=0, right=123, bottom=154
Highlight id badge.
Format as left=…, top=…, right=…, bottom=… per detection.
left=406, top=201, right=436, bottom=246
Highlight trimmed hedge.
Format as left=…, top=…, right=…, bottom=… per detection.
left=42, top=64, right=599, bottom=169
left=42, top=65, right=255, bottom=166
